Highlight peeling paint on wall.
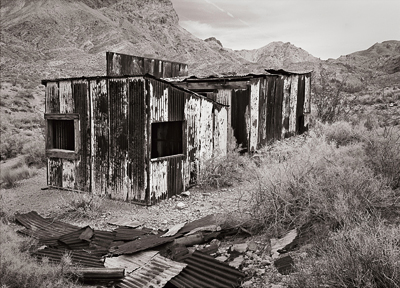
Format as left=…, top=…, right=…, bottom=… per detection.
left=59, top=81, right=74, bottom=114
left=289, top=75, right=298, bottom=135
left=249, top=79, right=260, bottom=152
left=62, top=159, right=76, bottom=189
left=150, top=160, right=168, bottom=201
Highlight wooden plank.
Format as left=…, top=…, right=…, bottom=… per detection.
left=46, top=82, right=59, bottom=113
left=289, top=75, right=298, bottom=135
left=249, top=78, right=260, bottom=152
left=46, top=149, right=78, bottom=160
left=48, top=158, right=62, bottom=187
left=281, top=76, right=291, bottom=138
left=59, top=81, right=74, bottom=113
left=45, top=113, right=79, bottom=120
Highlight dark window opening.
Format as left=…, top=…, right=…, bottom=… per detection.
left=151, top=121, right=183, bottom=159
left=51, top=120, right=75, bottom=150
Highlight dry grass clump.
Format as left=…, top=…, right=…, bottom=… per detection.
left=291, top=222, right=400, bottom=288
left=0, top=220, right=82, bottom=288
left=0, top=162, right=38, bottom=188
left=197, top=149, right=255, bottom=189
left=56, top=192, right=106, bottom=220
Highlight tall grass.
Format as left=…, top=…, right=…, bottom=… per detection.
left=0, top=220, right=82, bottom=288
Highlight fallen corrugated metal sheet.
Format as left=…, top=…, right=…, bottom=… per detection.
left=167, top=251, right=245, bottom=288
left=161, top=222, right=187, bottom=237
left=117, top=255, right=187, bottom=288
left=15, top=211, right=79, bottom=240
left=114, top=227, right=153, bottom=241
left=33, top=248, right=105, bottom=267
left=58, top=226, right=93, bottom=250
left=110, top=234, right=174, bottom=255
left=91, top=230, right=116, bottom=249
left=108, top=219, right=143, bottom=228
left=105, top=250, right=159, bottom=273
left=177, top=214, right=216, bottom=236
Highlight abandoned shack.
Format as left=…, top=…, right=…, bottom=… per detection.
left=42, top=74, right=228, bottom=205
left=171, top=70, right=311, bottom=152
left=43, top=53, right=312, bottom=204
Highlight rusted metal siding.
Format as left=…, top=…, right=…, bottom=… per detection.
left=90, top=79, right=109, bottom=196
left=109, top=78, right=129, bottom=201
left=282, top=76, right=292, bottom=138
left=303, top=73, right=312, bottom=130
left=296, top=75, right=306, bottom=134
left=127, top=77, right=147, bottom=203
left=106, top=52, right=188, bottom=78
left=73, top=79, right=90, bottom=191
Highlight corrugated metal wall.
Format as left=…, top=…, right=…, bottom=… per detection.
left=174, top=72, right=312, bottom=152
left=106, top=52, right=188, bottom=78
left=45, top=75, right=226, bottom=205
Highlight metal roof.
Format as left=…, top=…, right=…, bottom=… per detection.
left=114, top=226, right=153, bottom=241
left=265, top=68, right=313, bottom=75
left=117, top=254, right=187, bottom=288
left=167, top=251, right=245, bottom=288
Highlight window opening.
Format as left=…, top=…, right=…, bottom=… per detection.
left=51, top=120, right=75, bottom=150
left=151, top=121, right=183, bottom=159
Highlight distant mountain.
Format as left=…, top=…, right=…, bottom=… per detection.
left=235, top=41, right=319, bottom=70
left=0, top=0, right=398, bottom=92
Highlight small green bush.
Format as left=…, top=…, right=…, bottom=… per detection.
left=57, top=193, right=106, bottom=219
left=318, top=120, right=364, bottom=147
left=291, top=222, right=400, bottom=288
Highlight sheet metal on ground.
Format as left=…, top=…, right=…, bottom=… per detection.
left=167, top=251, right=245, bottom=288
left=118, top=255, right=187, bottom=288
left=33, top=248, right=105, bottom=267
left=15, top=211, right=79, bottom=240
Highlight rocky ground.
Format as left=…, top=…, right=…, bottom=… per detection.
left=1, top=167, right=302, bottom=288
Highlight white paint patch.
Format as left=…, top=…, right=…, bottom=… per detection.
left=62, top=159, right=76, bottom=189
left=59, top=81, right=73, bottom=113
left=150, top=160, right=168, bottom=200
left=289, top=75, right=298, bottom=134
left=249, top=79, right=260, bottom=151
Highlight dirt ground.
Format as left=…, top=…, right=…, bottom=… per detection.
left=0, top=167, right=253, bottom=231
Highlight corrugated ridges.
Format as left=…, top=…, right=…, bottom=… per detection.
left=91, top=230, right=116, bottom=249
left=15, top=211, right=79, bottom=240
left=114, top=226, right=152, bottom=241
left=33, top=248, right=105, bottom=268
left=117, top=255, right=187, bottom=288
left=168, top=251, right=245, bottom=288
left=58, top=226, right=93, bottom=250
left=104, top=250, right=159, bottom=273
left=110, top=234, right=174, bottom=255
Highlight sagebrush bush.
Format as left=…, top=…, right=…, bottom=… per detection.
left=197, top=149, right=255, bottom=189
left=291, top=222, right=400, bottom=288
left=249, top=132, right=395, bottom=236
left=364, top=127, right=400, bottom=189
left=0, top=164, right=38, bottom=188
left=0, top=221, right=81, bottom=288
left=21, top=136, right=46, bottom=167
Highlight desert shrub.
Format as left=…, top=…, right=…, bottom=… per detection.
left=0, top=164, right=38, bottom=188
left=317, top=120, right=365, bottom=147
left=57, top=193, right=106, bottom=219
left=249, top=133, right=394, bottom=236
left=197, top=149, right=255, bottom=189
left=0, top=132, right=25, bottom=160
left=0, top=221, right=81, bottom=288
left=291, top=222, right=400, bottom=288
left=22, top=136, right=46, bottom=167
left=364, top=127, right=400, bottom=189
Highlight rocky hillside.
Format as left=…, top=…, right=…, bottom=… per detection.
left=0, top=0, right=398, bottom=90
left=235, top=41, right=319, bottom=71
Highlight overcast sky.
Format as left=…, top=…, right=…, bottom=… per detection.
left=170, top=0, right=400, bottom=60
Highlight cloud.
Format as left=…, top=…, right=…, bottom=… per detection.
left=226, top=12, right=234, bottom=18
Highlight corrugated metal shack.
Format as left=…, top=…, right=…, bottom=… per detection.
left=172, top=70, right=311, bottom=152
left=107, top=52, right=188, bottom=78
left=42, top=74, right=228, bottom=205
